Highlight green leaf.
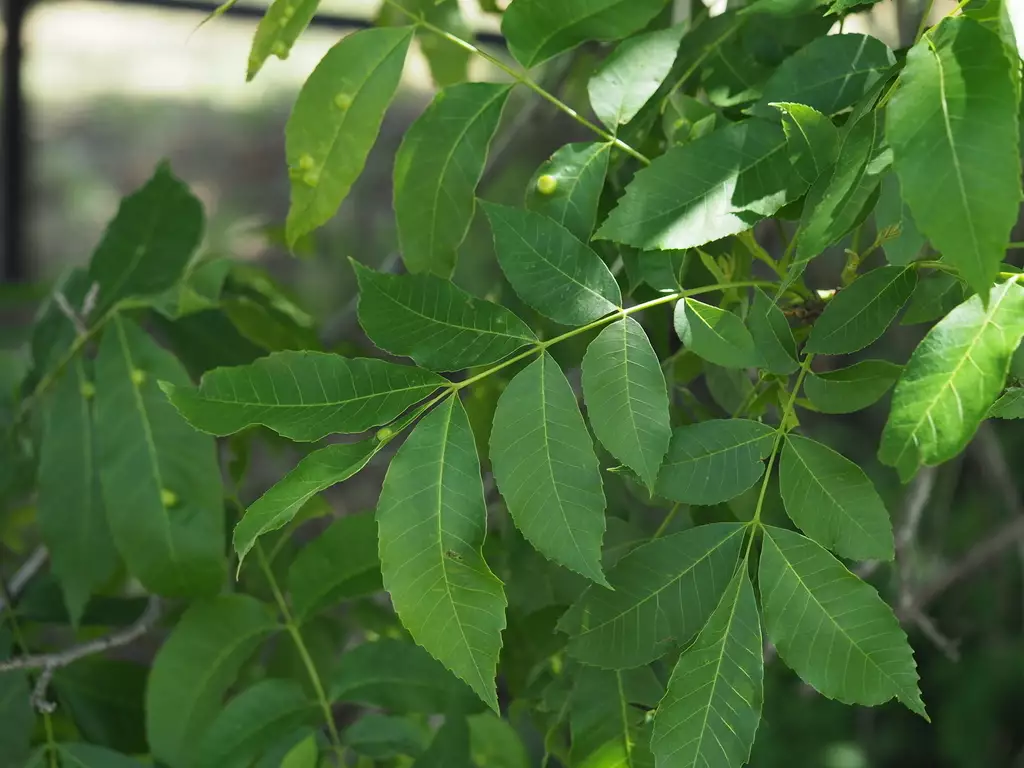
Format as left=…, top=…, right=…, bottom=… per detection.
left=596, top=119, right=810, bottom=250
left=751, top=34, right=895, bottom=118
left=558, top=524, right=745, bottom=669
left=989, top=387, right=1024, bottom=418
left=196, top=680, right=318, bottom=768
left=887, top=17, right=1021, bottom=300
left=656, top=419, right=776, bottom=505
left=502, top=0, right=672, bottom=67
left=53, top=659, right=147, bottom=755
left=568, top=665, right=661, bottom=766
left=804, top=359, right=902, bottom=414
left=280, top=734, right=318, bottom=768
left=246, top=0, right=319, bottom=80
left=651, top=569, right=762, bottom=768
left=285, top=27, right=413, bottom=247
left=876, top=172, right=926, bottom=266
left=56, top=744, right=147, bottom=767
left=330, top=638, right=482, bottom=714
left=380, top=0, right=473, bottom=87
left=353, top=262, right=536, bottom=371
left=525, top=142, right=611, bottom=241
left=588, top=24, right=686, bottom=128
left=86, top=162, right=203, bottom=315
left=234, top=440, right=382, bottom=569
left=38, top=357, right=116, bottom=624
left=0, top=633, right=33, bottom=768
left=491, top=352, right=609, bottom=584
left=901, top=271, right=968, bottom=325
left=345, top=714, right=426, bottom=759
left=880, top=279, right=1024, bottom=480
left=774, top=102, right=841, bottom=187
left=793, top=110, right=888, bottom=269
left=805, top=266, right=916, bottom=355
left=394, top=82, right=511, bottom=276
left=95, top=317, right=224, bottom=597
left=377, top=396, right=506, bottom=712
left=414, top=717, right=471, bottom=768
left=147, top=595, right=278, bottom=768
left=162, top=351, right=447, bottom=442
left=288, top=512, right=382, bottom=622
left=581, top=317, right=671, bottom=490
left=759, top=526, right=925, bottom=716
left=483, top=203, right=621, bottom=325
left=781, top=434, right=894, bottom=560
left=675, top=299, right=763, bottom=369
left=748, top=286, right=799, bottom=375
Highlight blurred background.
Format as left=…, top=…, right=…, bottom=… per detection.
left=2, top=0, right=1024, bottom=766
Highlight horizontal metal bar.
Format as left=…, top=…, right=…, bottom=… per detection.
left=105, top=0, right=507, bottom=45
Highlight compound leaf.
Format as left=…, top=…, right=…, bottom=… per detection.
left=235, top=440, right=382, bottom=569
left=353, top=262, right=536, bottom=371
left=330, top=638, right=482, bottom=714
left=675, top=299, right=763, bottom=369
left=597, top=119, right=810, bottom=250
left=804, top=359, right=902, bottom=414
left=483, top=203, right=621, bottom=326
left=781, top=434, right=894, bottom=561
left=651, top=568, right=762, bottom=768
left=879, top=279, right=1024, bottom=480
left=490, top=353, right=609, bottom=585
left=285, top=27, right=413, bottom=247
left=162, top=351, right=447, bottom=442
left=887, top=17, right=1021, bottom=300
left=748, top=286, right=799, bottom=375
left=806, top=266, right=916, bottom=355
left=525, top=142, right=611, bottom=241
left=147, top=595, right=278, bottom=768
left=502, top=0, right=672, bottom=67
left=95, top=317, right=224, bottom=597
left=759, top=526, right=925, bottom=716
left=394, top=82, right=511, bottom=276
left=288, top=512, right=382, bottom=622
left=377, top=396, right=506, bottom=712
left=656, top=419, right=776, bottom=505
left=558, top=523, right=745, bottom=669
left=38, top=357, right=116, bottom=624
left=581, top=317, right=671, bottom=490
left=588, top=24, right=686, bottom=128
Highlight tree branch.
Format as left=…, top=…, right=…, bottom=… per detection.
left=0, top=545, right=49, bottom=613
left=0, top=596, right=161, bottom=712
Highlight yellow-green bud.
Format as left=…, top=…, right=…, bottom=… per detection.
left=302, top=169, right=320, bottom=187
left=271, top=41, right=288, bottom=59
left=376, top=426, right=394, bottom=443
left=131, top=369, right=146, bottom=386
left=80, top=381, right=96, bottom=400
left=160, top=488, right=179, bottom=508
left=297, top=153, right=315, bottom=171
left=281, top=3, right=295, bottom=18
left=334, top=93, right=353, bottom=110
left=536, top=174, right=558, bottom=195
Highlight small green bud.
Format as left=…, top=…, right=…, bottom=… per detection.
left=536, top=174, right=558, bottom=195
left=131, top=369, right=146, bottom=386
left=334, top=93, right=353, bottom=110
left=160, top=488, right=179, bottom=508
left=376, top=426, right=394, bottom=443
left=297, top=153, right=315, bottom=171
left=281, top=3, right=295, bottom=18
left=80, top=381, right=96, bottom=400
left=302, top=169, right=320, bottom=187
left=271, top=41, right=289, bottom=59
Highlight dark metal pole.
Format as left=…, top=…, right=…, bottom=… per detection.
left=2, top=0, right=28, bottom=282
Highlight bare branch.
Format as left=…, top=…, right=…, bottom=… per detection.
left=0, top=546, right=49, bottom=614
left=0, top=596, right=161, bottom=706
left=857, top=467, right=937, bottom=579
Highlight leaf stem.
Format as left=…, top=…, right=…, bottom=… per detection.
left=913, top=0, right=939, bottom=44
left=653, top=502, right=681, bottom=539
left=381, top=0, right=651, bottom=165
left=454, top=280, right=781, bottom=392
left=743, top=354, right=815, bottom=561
left=255, top=545, right=343, bottom=754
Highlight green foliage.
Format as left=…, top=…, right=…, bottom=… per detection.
left=6, top=2, right=1024, bottom=765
